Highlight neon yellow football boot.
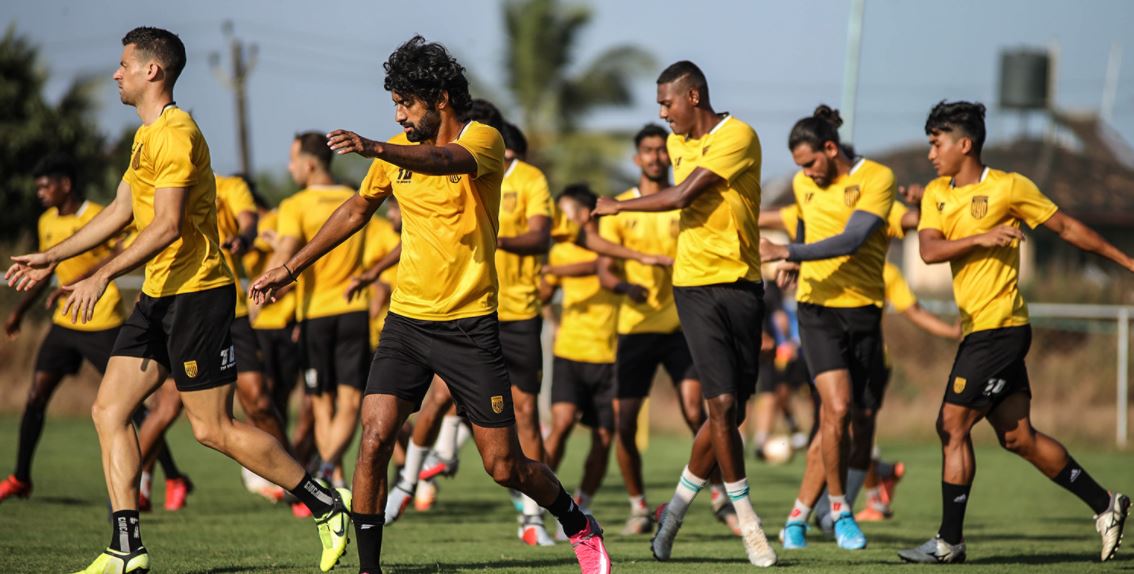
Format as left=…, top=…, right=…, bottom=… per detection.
left=72, top=547, right=150, bottom=573
left=315, top=487, right=352, bottom=572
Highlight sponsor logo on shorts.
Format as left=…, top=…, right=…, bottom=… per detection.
left=844, top=185, right=861, bottom=207
left=219, top=345, right=236, bottom=371
left=491, top=394, right=505, bottom=414
left=952, top=376, right=967, bottom=394
left=982, top=378, right=1006, bottom=396
left=184, top=360, right=199, bottom=378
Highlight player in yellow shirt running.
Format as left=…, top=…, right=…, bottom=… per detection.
left=899, top=101, right=1131, bottom=564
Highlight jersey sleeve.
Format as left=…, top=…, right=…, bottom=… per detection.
left=887, top=202, right=909, bottom=240
left=778, top=205, right=801, bottom=241
left=917, top=183, right=943, bottom=232
left=454, top=123, right=505, bottom=180
left=225, top=177, right=257, bottom=216
left=700, top=123, right=758, bottom=183
left=358, top=159, right=393, bottom=200
left=598, top=213, right=622, bottom=245
left=151, top=125, right=200, bottom=189
left=883, top=262, right=917, bottom=313
left=276, top=197, right=303, bottom=241
left=523, top=169, right=552, bottom=219
left=855, top=165, right=896, bottom=220
left=1010, top=174, right=1058, bottom=229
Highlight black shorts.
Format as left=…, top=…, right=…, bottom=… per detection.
left=945, top=325, right=1032, bottom=411
left=499, top=316, right=543, bottom=395
left=255, top=325, right=301, bottom=398
left=231, top=316, right=264, bottom=374
left=673, top=280, right=765, bottom=418
left=757, top=350, right=777, bottom=394
left=797, top=303, right=886, bottom=410
left=615, top=331, right=696, bottom=399
left=112, top=285, right=237, bottom=391
left=366, top=312, right=514, bottom=428
left=551, top=357, right=615, bottom=430
left=35, top=324, right=120, bottom=375
left=301, top=311, right=370, bottom=395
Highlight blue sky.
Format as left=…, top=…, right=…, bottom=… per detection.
left=8, top=0, right=1134, bottom=182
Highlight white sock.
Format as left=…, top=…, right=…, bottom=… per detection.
left=668, top=466, right=707, bottom=520
left=522, top=495, right=542, bottom=520
left=829, top=494, right=849, bottom=517
left=455, top=421, right=472, bottom=450
left=400, top=440, right=428, bottom=487
left=725, top=478, right=759, bottom=528
left=629, top=494, right=648, bottom=513
left=753, top=431, right=769, bottom=448
left=434, top=415, right=462, bottom=460
left=787, top=498, right=811, bottom=524
left=139, top=471, right=152, bottom=498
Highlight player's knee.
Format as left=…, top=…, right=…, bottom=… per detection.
left=821, top=399, right=850, bottom=423
left=681, top=400, right=705, bottom=428
left=189, top=421, right=225, bottom=451
left=358, top=421, right=395, bottom=460
left=482, top=454, right=521, bottom=488
left=998, top=427, right=1035, bottom=456
left=705, top=395, right=737, bottom=421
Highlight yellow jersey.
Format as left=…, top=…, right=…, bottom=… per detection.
left=39, top=202, right=125, bottom=331
left=215, top=174, right=257, bottom=318
left=278, top=185, right=369, bottom=321
left=918, top=168, right=1057, bottom=336
left=668, top=115, right=763, bottom=287
left=546, top=241, right=617, bottom=364
left=790, top=158, right=895, bottom=308
left=123, top=105, right=233, bottom=297
left=882, top=261, right=917, bottom=313
left=363, top=215, right=401, bottom=348
left=358, top=121, right=504, bottom=321
left=496, top=159, right=553, bottom=322
left=249, top=209, right=297, bottom=330
left=598, top=188, right=681, bottom=335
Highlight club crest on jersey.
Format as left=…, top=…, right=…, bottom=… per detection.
left=131, top=143, right=144, bottom=170
left=449, top=174, right=463, bottom=183
left=502, top=191, right=518, bottom=213
left=844, top=185, right=861, bottom=207
left=184, top=360, right=198, bottom=379
left=490, top=395, right=505, bottom=414
left=953, top=376, right=967, bottom=394
left=970, top=196, right=989, bottom=219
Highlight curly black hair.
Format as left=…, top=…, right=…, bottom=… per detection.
left=383, top=35, right=472, bottom=115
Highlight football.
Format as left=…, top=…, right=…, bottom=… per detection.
left=763, top=434, right=795, bottom=465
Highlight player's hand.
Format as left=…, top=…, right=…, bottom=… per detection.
left=6, top=253, right=55, bottom=291
left=760, top=238, right=790, bottom=262
left=224, top=234, right=252, bottom=257
left=774, top=261, right=800, bottom=289
left=592, top=197, right=620, bottom=217
left=974, top=225, right=1024, bottom=248
left=249, top=266, right=294, bottom=305
left=4, top=312, right=21, bottom=340
left=60, top=273, right=109, bottom=325
left=345, top=273, right=377, bottom=303
left=624, top=283, right=649, bottom=304
left=326, top=130, right=378, bottom=157
left=638, top=253, right=674, bottom=267
left=899, top=183, right=925, bottom=205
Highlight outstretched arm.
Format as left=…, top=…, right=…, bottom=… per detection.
left=580, top=221, right=673, bottom=266
left=918, top=226, right=1025, bottom=264
left=759, top=210, right=787, bottom=230
left=1043, top=211, right=1134, bottom=272
left=592, top=168, right=724, bottom=215
left=251, top=193, right=384, bottom=304
left=326, top=130, right=478, bottom=176
left=761, top=211, right=884, bottom=262
left=498, top=215, right=550, bottom=255
left=901, top=303, right=963, bottom=341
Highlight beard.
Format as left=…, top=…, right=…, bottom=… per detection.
left=405, top=109, right=441, bottom=143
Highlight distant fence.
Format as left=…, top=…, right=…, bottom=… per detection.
left=922, top=300, right=1131, bottom=448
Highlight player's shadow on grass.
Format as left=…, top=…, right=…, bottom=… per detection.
left=35, top=495, right=95, bottom=506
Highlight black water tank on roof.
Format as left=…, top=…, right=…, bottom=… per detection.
left=999, top=49, right=1050, bottom=110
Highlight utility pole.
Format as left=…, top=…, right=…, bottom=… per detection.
left=840, top=0, right=866, bottom=144
left=210, top=21, right=257, bottom=176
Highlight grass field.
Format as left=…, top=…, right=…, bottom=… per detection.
left=0, top=415, right=1131, bottom=573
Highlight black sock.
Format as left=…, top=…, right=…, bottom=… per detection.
left=1052, top=458, right=1111, bottom=514
left=353, top=512, right=384, bottom=573
left=154, top=440, right=181, bottom=480
left=15, top=404, right=47, bottom=482
left=546, top=486, right=587, bottom=537
left=109, top=510, right=142, bottom=553
left=289, top=473, right=335, bottom=517
left=938, top=482, right=971, bottom=545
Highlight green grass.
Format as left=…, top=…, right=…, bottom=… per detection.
left=0, top=415, right=1131, bottom=573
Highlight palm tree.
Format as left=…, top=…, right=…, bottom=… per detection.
left=501, top=0, right=655, bottom=194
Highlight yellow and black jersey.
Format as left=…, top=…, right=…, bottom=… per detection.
left=496, top=159, right=553, bottom=322
left=278, top=185, right=369, bottom=321
left=359, top=121, right=504, bottom=321
left=598, top=187, right=680, bottom=335
left=123, top=105, right=233, bottom=297
left=668, top=115, right=763, bottom=287
left=249, top=209, right=297, bottom=330
left=790, top=158, right=895, bottom=308
left=545, top=241, right=618, bottom=364
left=215, top=174, right=257, bottom=318
left=919, top=168, right=1057, bottom=335
left=39, top=202, right=125, bottom=330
